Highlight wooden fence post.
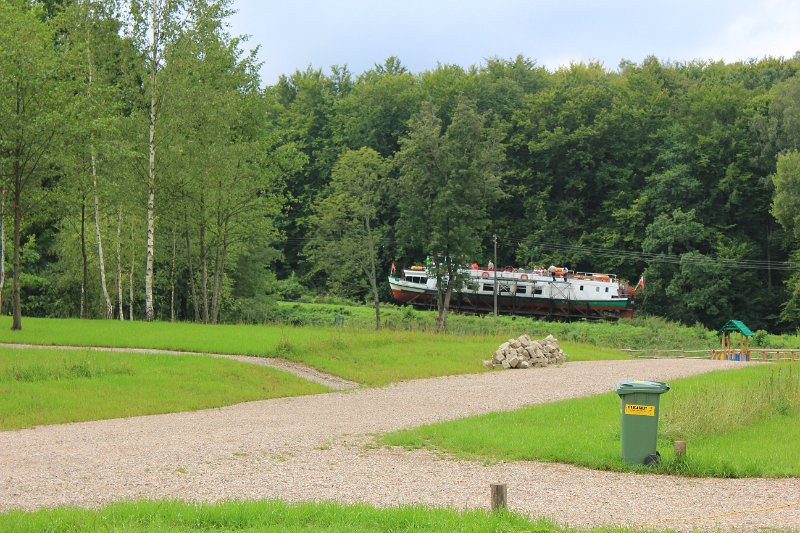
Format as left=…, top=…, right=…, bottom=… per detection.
left=674, top=440, right=686, bottom=457
left=490, top=483, right=507, bottom=511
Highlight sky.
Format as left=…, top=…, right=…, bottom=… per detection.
left=227, top=0, right=800, bottom=85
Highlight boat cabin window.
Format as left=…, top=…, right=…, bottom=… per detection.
left=515, top=285, right=527, bottom=295
left=499, top=284, right=511, bottom=294
left=605, top=287, right=609, bottom=293
left=483, top=283, right=493, bottom=292
left=579, top=285, right=584, bottom=291
left=596, top=287, right=600, bottom=292
left=533, top=288, right=543, bottom=295
left=408, top=276, right=425, bottom=284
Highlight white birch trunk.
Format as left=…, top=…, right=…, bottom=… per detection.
left=92, top=148, right=113, bottom=319
left=144, top=0, right=159, bottom=322
left=85, top=6, right=112, bottom=319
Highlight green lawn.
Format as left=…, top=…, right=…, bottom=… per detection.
left=0, top=500, right=646, bottom=532
left=274, top=302, right=779, bottom=350
left=385, top=364, right=800, bottom=477
left=0, top=347, right=328, bottom=431
left=0, top=317, right=630, bottom=386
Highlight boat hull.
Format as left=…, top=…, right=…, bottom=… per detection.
left=389, top=275, right=634, bottom=320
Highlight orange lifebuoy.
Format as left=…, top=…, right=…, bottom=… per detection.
left=482, top=271, right=489, bottom=278
left=520, top=274, right=529, bottom=280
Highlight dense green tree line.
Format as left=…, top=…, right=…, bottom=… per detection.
left=2, top=1, right=800, bottom=331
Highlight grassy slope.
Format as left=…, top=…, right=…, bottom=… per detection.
left=0, top=317, right=629, bottom=386
left=0, top=347, right=327, bottom=430
left=385, top=364, right=800, bottom=477
left=274, top=302, right=749, bottom=349
left=0, top=500, right=640, bottom=532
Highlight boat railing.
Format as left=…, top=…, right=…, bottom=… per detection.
left=572, top=272, right=617, bottom=282
left=402, top=267, right=621, bottom=283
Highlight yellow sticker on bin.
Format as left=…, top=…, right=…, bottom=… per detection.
left=624, top=404, right=655, bottom=416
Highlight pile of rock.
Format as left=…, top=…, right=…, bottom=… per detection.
left=485, top=334, right=567, bottom=369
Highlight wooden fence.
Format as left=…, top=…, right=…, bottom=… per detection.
left=624, top=348, right=800, bottom=361
left=708, top=349, right=800, bottom=361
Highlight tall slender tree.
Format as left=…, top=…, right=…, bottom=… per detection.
left=308, top=147, right=388, bottom=329
left=63, top=0, right=125, bottom=319
left=161, top=0, right=290, bottom=323
left=0, top=3, right=68, bottom=330
left=128, top=0, right=184, bottom=321
left=396, top=98, right=505, bottom=331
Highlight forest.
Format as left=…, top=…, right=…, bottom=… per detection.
left=3, top=0, right=800, bottom=332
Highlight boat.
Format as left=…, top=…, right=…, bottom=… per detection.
left=388, top=264, right=635, bottom=320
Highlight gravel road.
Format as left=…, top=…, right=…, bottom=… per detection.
left=1, top=359, right=797, bottom=531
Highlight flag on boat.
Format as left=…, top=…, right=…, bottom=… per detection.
left=391, top=262, right=397, bottom=274
left=636, top=275, right=645, bottom=291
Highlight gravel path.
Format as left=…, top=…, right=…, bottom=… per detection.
left=0, top=342, right=359, bottom=390
left=1, top=359, right=797, bottom=531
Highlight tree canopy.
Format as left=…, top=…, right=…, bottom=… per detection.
left=2, top=2, right=800, bottom=332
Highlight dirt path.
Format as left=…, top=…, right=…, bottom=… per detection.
left=0, top=359, right=797, bottom=531
left=0, top=342, right=359, bottom=390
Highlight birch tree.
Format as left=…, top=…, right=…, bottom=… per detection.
left=162, top=0, right=291, bottom=323
left=85, top=1, right=113, bottom=318
left=128, top=0, right=184, bottom=321
left=62, top=0, right=126, bottom=319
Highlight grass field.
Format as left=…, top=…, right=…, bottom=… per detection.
left=0, top=317, right=629, bottom=386
left=273, top=301, right=800, bottom=350
left=385, top=364, right=800, bottom=478
left=8, top=301, right=800, bottom=353
left=0, top=499, right=643, bottom=532
left=273, top=302, right=722, bottom=348
left=0, top=347, right=328, bottom=431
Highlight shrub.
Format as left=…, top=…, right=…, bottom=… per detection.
left=753, top=329, right=769, bottom=347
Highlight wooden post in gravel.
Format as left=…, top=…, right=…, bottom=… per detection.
left=674, top=440, right=686, bottom=457
left=490, top=483, right=507, bottom=511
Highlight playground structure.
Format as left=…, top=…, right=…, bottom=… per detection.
left=710, top=320, right=752, bottom=361
left=710, top=319, right=800, bottom=361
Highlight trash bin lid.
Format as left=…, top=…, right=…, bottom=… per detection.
left=615, top=379, right=670, bottom=395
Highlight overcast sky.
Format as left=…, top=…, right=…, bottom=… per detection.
left=227, top=0, right=800, bottom=85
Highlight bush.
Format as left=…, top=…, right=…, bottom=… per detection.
left=753, top=329, right=769, bottom=347
left=224, top=294, right=276, bottom=324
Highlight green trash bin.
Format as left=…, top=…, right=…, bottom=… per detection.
left=615, top=380, right=670, bottom=465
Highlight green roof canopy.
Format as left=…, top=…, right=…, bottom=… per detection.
left=717, top=320, right=754, bottom=337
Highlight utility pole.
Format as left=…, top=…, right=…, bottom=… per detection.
left=493, top=234, right=498, bottom=322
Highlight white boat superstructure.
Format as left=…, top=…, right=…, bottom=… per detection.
left=389, top=265, right=635, bottom=319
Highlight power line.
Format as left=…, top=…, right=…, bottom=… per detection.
left=280, top=234, right=798, bottom=271
left=523, top=240, right=796, bottom=271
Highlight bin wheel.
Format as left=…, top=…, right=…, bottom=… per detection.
left=643, top=451, right=661, bottom=466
